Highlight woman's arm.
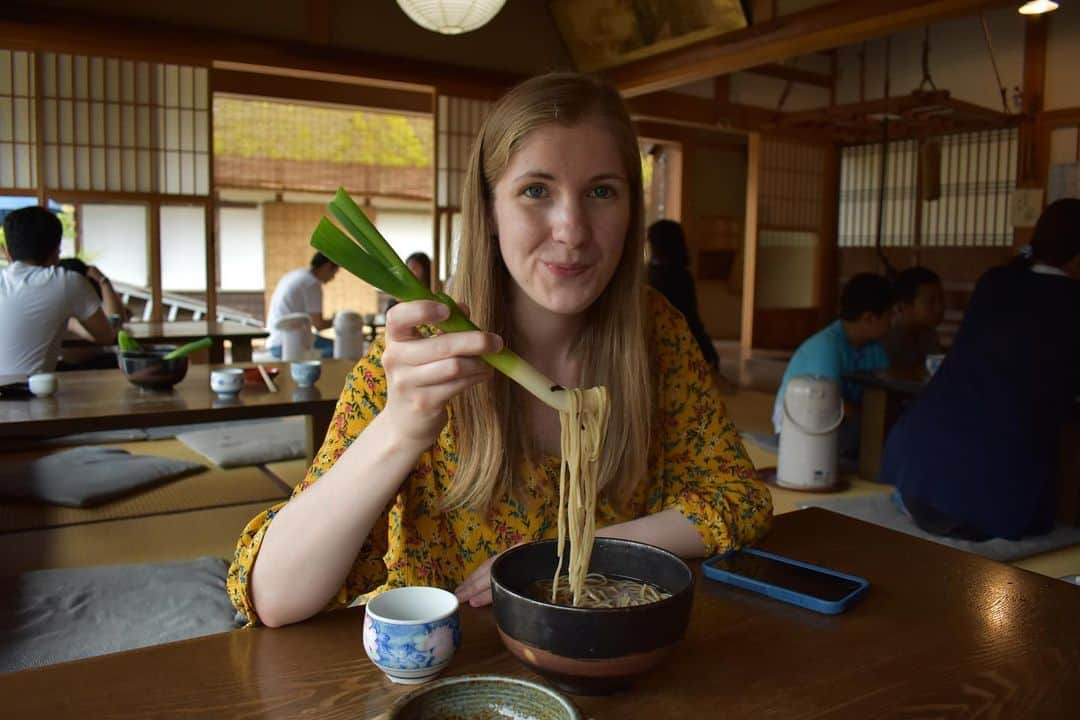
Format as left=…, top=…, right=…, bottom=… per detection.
left=249, top=300, right=500, bottom=627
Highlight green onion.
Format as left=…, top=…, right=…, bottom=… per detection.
left=162, top=337, right=212, bottom=360
left=311, top=188, right=570, bottom=413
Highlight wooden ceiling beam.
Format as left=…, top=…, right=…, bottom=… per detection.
left=0, top=4, right=518, bottom=100
left=744, top=63, right=832, bottom=88
left=211, top=69, right=432, bottom=114
left=607, top=0, right=1016, bottom=97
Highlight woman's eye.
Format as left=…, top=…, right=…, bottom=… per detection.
left=589, top=185, right=615, bottom=199
left=522, top=184, right=547, bottom=199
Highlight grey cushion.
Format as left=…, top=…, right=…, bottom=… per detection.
left=177, top=417, right=306, bottom=468
left=803, top=493, right=1080, bottom=562
left=0, top=557, right=242, bottom=673
left=0, top=446, right=205, bottom=508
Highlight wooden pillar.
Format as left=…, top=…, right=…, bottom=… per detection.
left=814, top=143, right=840, bottom=323
left=148, top=200, right=162, bottom=322
left=1014, top=14, right=1049, bottom=249
left=204, top=199, right=217, bottom=322
left=739, top=132, right=762, bottom=373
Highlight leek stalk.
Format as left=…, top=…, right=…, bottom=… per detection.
left=311, top=188, right=570, bottom=413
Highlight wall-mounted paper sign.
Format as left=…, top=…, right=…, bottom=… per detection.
left=1009, top=188, right=1044, bottom=228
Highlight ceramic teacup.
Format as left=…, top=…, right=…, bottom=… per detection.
left=363, top=586, right=461, bottom=685
left=28, top=373, right=57, bottom=398
left=290, top=360, right=322, bottom=388
left=210, top=367, right=245, bottom=397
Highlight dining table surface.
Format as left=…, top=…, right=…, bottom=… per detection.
left=0, top=358, right=357, bottom=454
left=64, top=320, right=269, bottom=363
left=2, top=507, right=1077, bottom=719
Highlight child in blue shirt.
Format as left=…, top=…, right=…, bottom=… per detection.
left=772, top=273, right=893, bottom=457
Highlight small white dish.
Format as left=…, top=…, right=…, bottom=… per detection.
left=210, top=367, right=245, bottom=397
left=28, top=373, right=57, bottom=398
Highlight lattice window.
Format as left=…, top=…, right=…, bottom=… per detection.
left=0, top=50, right=36, bottom=190
left=436, top=95, right=491, bottom=210
left=838, top=128, right=1017, bottom=248
left=759, top=139, right=827, bottom=231
left=38, top=53, right=209, bottom=195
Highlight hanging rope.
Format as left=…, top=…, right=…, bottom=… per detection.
left=980, top=13, right=1011, bottom=114
left=918, top=26, right=937, bottom=92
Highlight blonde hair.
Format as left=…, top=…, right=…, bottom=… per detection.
left=446, top=73, right=652, bottom=513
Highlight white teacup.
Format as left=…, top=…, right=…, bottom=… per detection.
left=362, top=587, right=461, bottom=685
left=210, top=368, right=245, bottom=397
left=28, top=373, right=57, bottom=398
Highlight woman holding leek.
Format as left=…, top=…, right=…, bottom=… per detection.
left=227, top=73, right=772, bottom=628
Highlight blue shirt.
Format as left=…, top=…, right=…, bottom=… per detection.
left=772, top=320, right=889, bottom=432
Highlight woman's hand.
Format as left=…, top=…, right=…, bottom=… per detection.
left=380, top=300, right=502, bottom=448
left=455, top=544, right=522, bottom=607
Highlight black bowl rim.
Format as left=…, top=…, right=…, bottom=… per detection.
left=387, top=673, right=582, bottom=720
left=490, top=537, right=694, bottom=615
left=116, top=344, right=180, bottom=358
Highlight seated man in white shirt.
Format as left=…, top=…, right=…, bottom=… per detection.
left=0, top=206, right=117, bottom=376
left=265, top=252, right=339, bottom=359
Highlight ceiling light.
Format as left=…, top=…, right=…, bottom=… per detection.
left=1018, top=0, right=1059, bottom=15
left=396, top=0, right=507, bottom=35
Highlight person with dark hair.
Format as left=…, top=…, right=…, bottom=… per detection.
left=405, top=252, right=432, bottom=289
left=646, top=219, right=720, bottom=371
left=54, top=257, right=128, bottom=370
left=771, top=272, right=893, bottom=455
left=265, top=250, right=340, bottom=358
left=882, top=266, right=945, bottom=371
left=385, top=252, right=434, bottom=312
left=0, top=206, right=116, bottom=375
left=881, top=198, right=1080, bottom=540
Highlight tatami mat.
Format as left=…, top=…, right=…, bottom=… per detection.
left=0, top=501, right=273, bottom=574
left=0, top=441, right=289, bottom=534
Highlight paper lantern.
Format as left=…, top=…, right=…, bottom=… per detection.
left=396, top=0, right=507, bottom=34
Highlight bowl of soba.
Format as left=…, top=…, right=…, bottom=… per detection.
left=490, top=537, right=694, bottom=695
left=117, top=345, right=188, bottom=390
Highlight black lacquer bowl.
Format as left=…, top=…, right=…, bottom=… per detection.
left=490, top=538, right=694, bottom=695
left=118, top=345, right=188, bottom=390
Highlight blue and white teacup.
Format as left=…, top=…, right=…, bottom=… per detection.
left=209, top=367, right=244, bottom=397
left=362, top=586, right=461, bottom=684
left=290, top=360, right=321, bottom=388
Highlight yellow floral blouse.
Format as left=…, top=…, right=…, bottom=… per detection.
left=227, top=289, right=772, bottom=625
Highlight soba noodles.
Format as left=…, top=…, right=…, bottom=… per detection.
left=534, top=573, right=671, bottom=608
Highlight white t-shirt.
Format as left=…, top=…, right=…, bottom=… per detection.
left=0, top=262, right=102, bottom=375
left=266, top=268, right=323, bottom=348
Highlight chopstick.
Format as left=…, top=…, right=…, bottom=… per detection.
left=256, top=364, right=278, bottom=393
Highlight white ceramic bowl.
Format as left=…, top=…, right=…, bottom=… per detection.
left=362, top=587, right=461, bottom=685
left=210, top=368, right=245, bottom=397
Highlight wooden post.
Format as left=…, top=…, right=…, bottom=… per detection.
left=739, top=132, right=762, bottom=378
left=148, top=200, right=162, bottom=322
left=1014, top=13, right=1048, bottom=250
left=204, top=199, right=217, bottom=322
left=814, top=143, right=840, bottom=323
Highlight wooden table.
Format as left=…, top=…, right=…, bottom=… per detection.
left=3, top=508, right=1077, bottom=718
left=0, top=359, right=355, bottom=455
left=65, top=320, right=269, bottom=363
left=846, top=369, right=927, bottom=482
